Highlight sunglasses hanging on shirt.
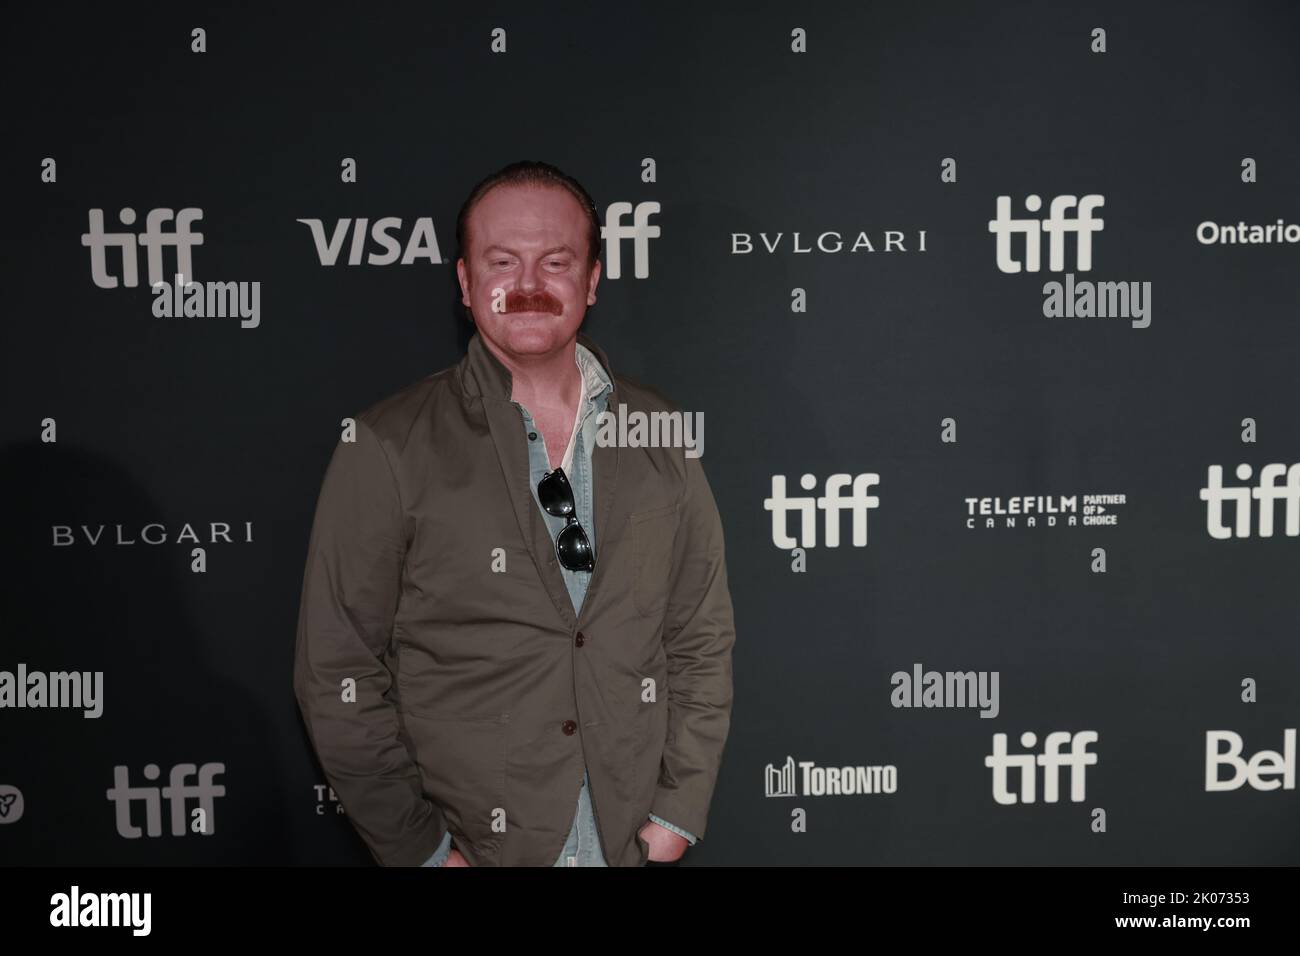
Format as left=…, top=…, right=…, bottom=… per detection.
left=537, top=466, right=595, bottom=572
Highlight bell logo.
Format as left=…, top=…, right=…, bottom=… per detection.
left=1205, top=729, right=1295, bottom=791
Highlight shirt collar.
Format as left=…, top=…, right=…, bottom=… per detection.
left=459, top=329, right=617, bottom=405
left=574, top=341, right=613, bottom=404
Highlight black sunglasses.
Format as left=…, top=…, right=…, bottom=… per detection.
left=537, top=466, right=595, bottom=571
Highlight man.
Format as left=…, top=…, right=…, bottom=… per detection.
left=293, top=160, right=735, bottom=866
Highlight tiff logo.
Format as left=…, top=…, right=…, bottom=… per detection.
left=82, top=208, right=204, bottom=288
left=1200, top=463, right=1300, bottom=538
left=988, top=194, right=1105, bottom=274
left=764, top=473, right=881, bottom=548
left=106, top=762, right=225, bottom=838
left=986, top=731, right=1098, bottom=805
left=601, top=201, right=660, bottom=279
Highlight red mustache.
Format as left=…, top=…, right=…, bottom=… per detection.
left=505, top=290, right=563, bottom=315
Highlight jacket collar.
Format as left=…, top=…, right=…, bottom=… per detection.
left=458, top=327, right=618, bottom=405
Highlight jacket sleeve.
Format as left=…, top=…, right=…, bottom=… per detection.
left=649, top=452, right=736, bottom=840
left=648, top=813, right=698, bottom=845
left=293, top=417, right=448, bottom=866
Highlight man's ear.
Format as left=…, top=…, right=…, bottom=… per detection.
left=456, top=257, right=471, bottom=307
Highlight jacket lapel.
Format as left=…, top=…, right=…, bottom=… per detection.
left=577, top=332, right=620, bottom=627
left=482, top=396, right=577, bottom=628
left=461, top=330, right=621, bottom=631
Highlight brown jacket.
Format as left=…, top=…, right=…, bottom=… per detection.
left=293, top=331, right=736, bottom=866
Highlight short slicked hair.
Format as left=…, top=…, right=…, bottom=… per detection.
left=456, top=160, right=602, bottom=270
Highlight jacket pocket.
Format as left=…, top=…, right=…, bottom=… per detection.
left=403, top=710, right=509, bottom=861
left=630, top=503, right=680, bottom=616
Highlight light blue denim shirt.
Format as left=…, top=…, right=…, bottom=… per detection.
left=424, top=343, right=696, bottom=866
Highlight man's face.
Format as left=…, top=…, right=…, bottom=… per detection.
left=457, top=184, right=601, bottom=361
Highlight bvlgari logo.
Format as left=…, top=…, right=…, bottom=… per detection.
left=731, top=229, right=927, bottom=255
left=51, top=522, right=255, bottom=546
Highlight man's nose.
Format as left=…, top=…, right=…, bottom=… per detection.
left=517, top=257, right=542, bottom=292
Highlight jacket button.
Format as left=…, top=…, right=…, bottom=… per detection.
left=562, top=720, right=577, bottom=735
left=575, top=631, right=585, bottom=647
left=528, top=431, right=538, bottom=441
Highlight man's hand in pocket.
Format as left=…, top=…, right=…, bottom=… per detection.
left=638, top=819, right=689, bottom=862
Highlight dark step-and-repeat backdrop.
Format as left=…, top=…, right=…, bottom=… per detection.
left=3, top=2, right=1297, bottom=868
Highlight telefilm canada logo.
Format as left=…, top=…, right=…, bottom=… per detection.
left=989, top=193, right=1151, bottom=328
left=314, top=783, right=347, bottom=816
left=764, top=755, right=897, bottom=797
left=82, top=207, right=260, bottom=328
left=963, top=491, right=1127, bottom=530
